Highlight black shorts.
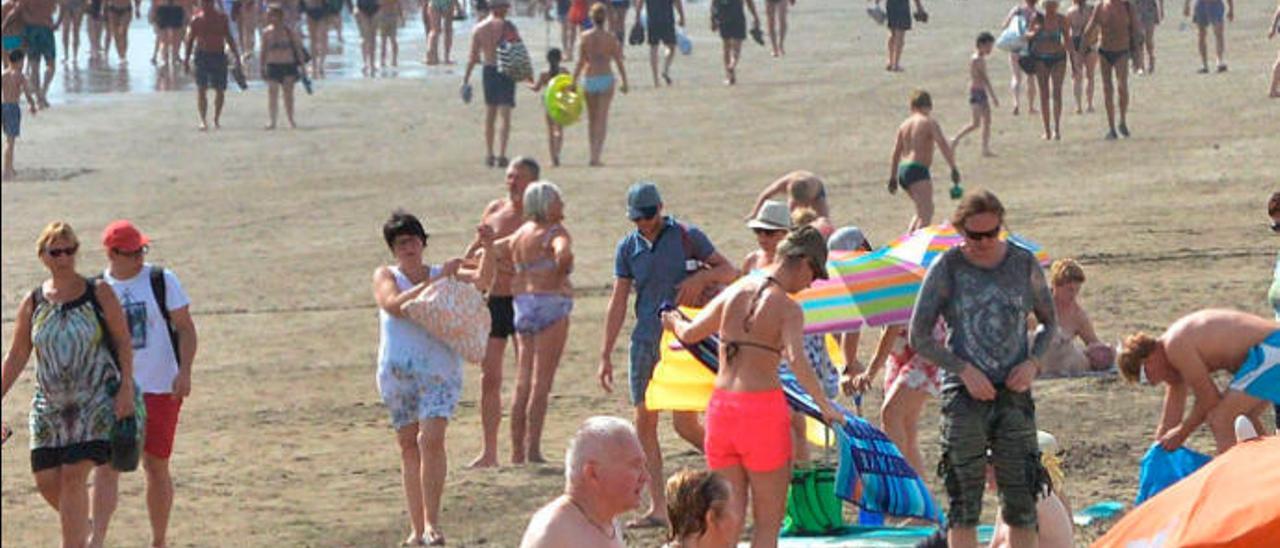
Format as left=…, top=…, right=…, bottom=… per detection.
left=488, top=295, right=515, bottom=339
left=195, top=50, right=229, bottom=91
left=31, top=441, right=111, bottom=473
left=482, top=65, right=515, bottom=107
left=648, top=20, right=676, bottom=46
left=266, top=62, right=299, bottom=83
left=886, top=0, right=911, bottom=30
left=156, top=5, right=185, bottom=29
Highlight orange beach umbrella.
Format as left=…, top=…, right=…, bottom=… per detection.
left=1093, top=436, right=1280, bottom=547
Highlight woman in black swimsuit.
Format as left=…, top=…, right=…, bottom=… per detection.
left=355, top=0, right=380, bottom=75
left=1027, top=0, right=1071, bottom=140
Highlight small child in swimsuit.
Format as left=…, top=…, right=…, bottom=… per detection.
left=887, top=89, right=961, bottom=231
left=530, top=48, right=571, bottom=166
left=951, top=32, right=1000, bottom=158
left=2, top=49, right=39, bottom=179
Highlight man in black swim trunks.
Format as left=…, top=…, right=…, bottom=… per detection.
left=1083, top=0, right=1139, bottom=139
left=879, top=0, right=926, bottom=71
left=635, top=0, right=684, bottom=87
left=462, top=0, right=520, bottom=167
left=184, top=0, right=242, bottom=130
left=151, top=0, right=187, bottom=66
left=465, top=156, right=538, bottom=468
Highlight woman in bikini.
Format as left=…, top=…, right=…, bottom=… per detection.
left=1027, top=0, right=1071, bottom=140
left=573, top=3, right=628, bottom=166
left=663, top=226, right=843, bottom=547
left=507, top=182, right=574, bottom=465
left=354, top=0, right=379, bottom=75
left=1001, top=0, right=1040, bottom=115
left=302, top=0, right=331, bottom=76
left=260, top=5, right=306, bottom=129
left=424, top=0, right=455, bottom=65
left=1066, top=0, right=1097, bottom=113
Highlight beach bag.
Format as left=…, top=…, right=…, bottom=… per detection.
left=402, top=277, right=490, bottom=364
left=676, top=26, right=692, bottom=54
left=497, top=21, right=533, bottom=81
left=996, top=12, right=1028, bottom=52
left=782, top=464, right=845, bottom=535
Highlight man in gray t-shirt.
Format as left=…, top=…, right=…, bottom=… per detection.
left=908, top=190, right=1055, bottom=548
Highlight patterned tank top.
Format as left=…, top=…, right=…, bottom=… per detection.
left=28, top=280, right=122, bottom=450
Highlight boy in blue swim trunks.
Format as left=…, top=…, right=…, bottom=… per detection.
left=952, top=32, right=1000, bottom=158
left=2, top=49, right=39, bottom=178
left=1119, top=309, right=1280, bottom=453
left=887, top=89, right=961, bottom=231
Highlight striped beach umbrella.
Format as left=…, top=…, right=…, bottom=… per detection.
left=798, top=249, right=927, bottom=335
left=885, top=223, right=1050, bottom=269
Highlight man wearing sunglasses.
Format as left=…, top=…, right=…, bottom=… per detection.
left=908, top=189, right=1056, bottom=548
left=597, top=181, right=736, bottom=529
left=92, top=220, right=199, bottom=548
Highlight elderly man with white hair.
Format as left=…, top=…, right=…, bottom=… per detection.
left=505, top=181, right=575, bottom=465
left=519, top=416, right=648, bottom=548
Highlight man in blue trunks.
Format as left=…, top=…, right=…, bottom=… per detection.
left=598, top=181, right=737, bottom=529
left=3, top=0, right=57, bottom=108
left=1184, top=0, right=1232, bottom=73
left=887, top=89, right=961, bottom=232
left=1118, top=309, right=1280, bottom=454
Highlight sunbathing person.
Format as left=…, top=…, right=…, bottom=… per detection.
left=1033, top=258, right=1113, bottom=377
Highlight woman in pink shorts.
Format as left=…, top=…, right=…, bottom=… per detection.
left=663, top=226, right=843, bottom=547
left=849, top=320, right=945, bottom=479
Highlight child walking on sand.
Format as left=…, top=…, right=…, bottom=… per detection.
left=887, top=90, right=961, bottom=231
left=952, top=32, right=1000, bottom=157
left=531, top=48, right=570, bottom=166
left=3, top=49, right=39, bottom=178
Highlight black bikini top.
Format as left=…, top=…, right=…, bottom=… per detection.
left=723, top=276, right=783, bottom=363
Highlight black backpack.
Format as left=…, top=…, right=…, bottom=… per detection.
left=90, top=267, right=181, bottom=363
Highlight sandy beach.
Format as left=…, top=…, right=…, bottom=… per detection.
left=2, top=0, right=1278, bottom=545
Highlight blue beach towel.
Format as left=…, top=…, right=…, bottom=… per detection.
left=1134, top=443, right=1211, bottom=505
left=667, top=315, right=944, bottom=523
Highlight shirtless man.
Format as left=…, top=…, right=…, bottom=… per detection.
left=635, top=0, right=684, bottom=87
left=1118, top=309, right=1280, bottom=453
left=887, top=89, right=961, bottom=232
left=462, top=0, right=518, bottom=168
left=3, top=0, right=57, bottom=107
left=518, top=416, right=645, bottom=548
left=663, top=225, right=843, bottom=548
left=1082, top=0, right=1139, bottom=139
left=1185, top=0, right=1231, bottom=73
left=183, top=0, right=242, bottom=130
left=466, top=157, right=538, bottom=469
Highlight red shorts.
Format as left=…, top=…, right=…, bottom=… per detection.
left=704, top=388, right=791, bottom=472
left=143, top=393, right=183, bottom=460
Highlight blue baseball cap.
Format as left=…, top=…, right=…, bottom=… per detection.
left=626, top=181, right=663, bottom=220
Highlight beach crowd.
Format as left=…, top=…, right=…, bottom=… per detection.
left=2, top=0, right=1279, bottom=546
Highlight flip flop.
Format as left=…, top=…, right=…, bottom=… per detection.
left=425, top=530, right=446, bottom=546
left=625, top=515, right=669, bottom=529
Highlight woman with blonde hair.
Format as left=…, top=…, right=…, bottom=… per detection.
left=1032, top=258, right=1112, bottom=376
left=507, top=182, right=574, bottom=464
left=2, top=221, right=138, bottom=548
left=663, top=469, right=741, bottom=548
left=573, top=3, right=629, bottom=166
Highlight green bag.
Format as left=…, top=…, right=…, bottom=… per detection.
left=782, top=464, right=845, bottom=536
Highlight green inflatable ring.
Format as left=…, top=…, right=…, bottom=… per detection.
left=543, top=74, right=584, bottom=127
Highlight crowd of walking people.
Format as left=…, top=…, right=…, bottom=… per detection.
left=2, top=0, right=1278, bottom=544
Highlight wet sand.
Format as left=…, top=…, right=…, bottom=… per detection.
left=2, top=0, right=1278, bottom=546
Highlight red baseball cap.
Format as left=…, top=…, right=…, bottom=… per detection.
left=101, top=220, right=150, bottom=252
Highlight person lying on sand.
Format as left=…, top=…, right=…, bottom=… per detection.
left=1118, top=309, right=1280, bottom=453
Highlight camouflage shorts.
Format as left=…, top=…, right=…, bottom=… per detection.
left=937, top=386, right=1048, bottom=529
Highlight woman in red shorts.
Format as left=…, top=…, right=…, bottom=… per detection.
left=663, top=226, right=843, bottom=547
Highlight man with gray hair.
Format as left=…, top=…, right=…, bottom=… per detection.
left=518, top=416, right=647, bottom=548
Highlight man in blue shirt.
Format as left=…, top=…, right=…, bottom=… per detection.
left=597, top=181, right=737, bottom=528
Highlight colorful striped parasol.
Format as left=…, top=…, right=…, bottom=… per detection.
left=799, top=249, right=926, bottom=335
left=884, top=223, right=1050, bottom=269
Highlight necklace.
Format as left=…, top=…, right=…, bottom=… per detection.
left=566, top=496, right=615, bottom=540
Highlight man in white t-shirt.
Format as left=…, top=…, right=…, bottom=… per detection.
left=90, top=220, right=199, bottom=548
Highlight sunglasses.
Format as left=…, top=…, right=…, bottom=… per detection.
left=630, top=207, right=659, bottom=222
left=46, top=245, right=79, bottom=258
left=963, top=226, right=1001, bottom=241
left=752, top=227, right=787, bottom=236
left=113, top=245, right=149, bottom=257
